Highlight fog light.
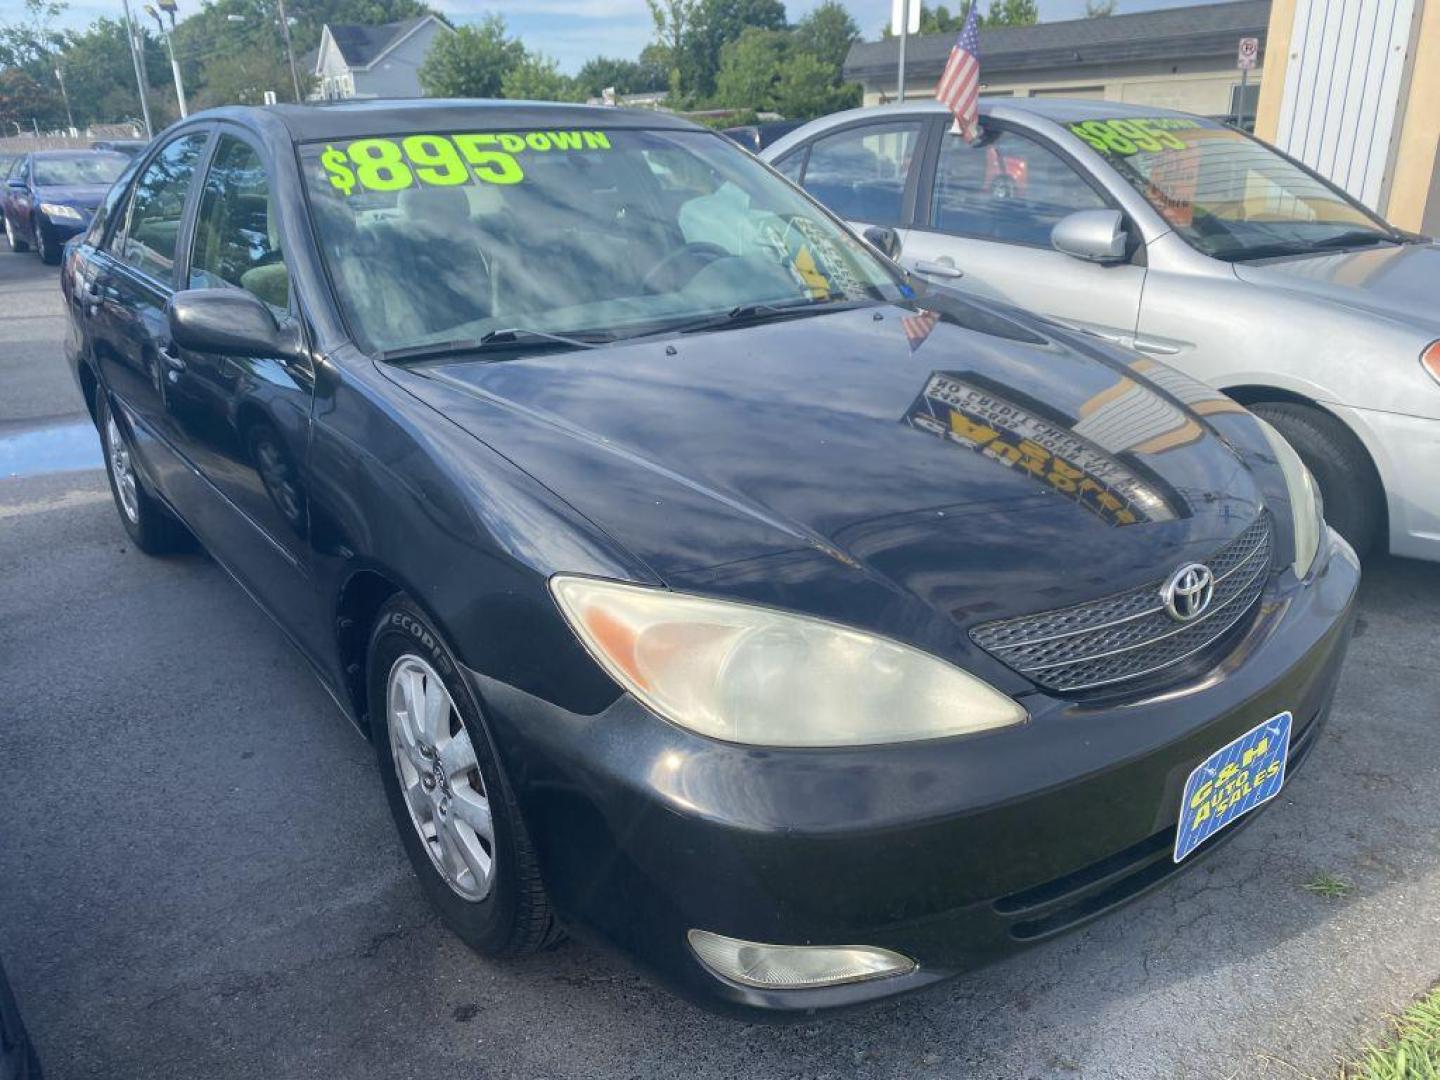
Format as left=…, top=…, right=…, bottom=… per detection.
left=687, top=930, right=915, bottom=989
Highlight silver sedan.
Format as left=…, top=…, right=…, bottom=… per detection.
left=763, top=99, right=1440, bottom=561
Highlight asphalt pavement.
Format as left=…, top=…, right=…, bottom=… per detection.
left=2, top=247, right=1439, bottom=1080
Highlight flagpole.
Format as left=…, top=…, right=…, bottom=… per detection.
left=897, top=0, right=909, bottom=101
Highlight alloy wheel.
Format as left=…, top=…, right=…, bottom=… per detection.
left=386, top=655, right=495, bottom=901
left=3, top=216, right=13, bottom=249
left=105, top=413, right=140, bottom=524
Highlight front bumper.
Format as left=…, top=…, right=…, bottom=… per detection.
left=1332, top=403, right=1440, bottom=561
left=472, top=530, right=1359, bottom=1017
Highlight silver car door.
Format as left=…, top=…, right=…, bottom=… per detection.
left=902, top=125, right=1146, bottom=348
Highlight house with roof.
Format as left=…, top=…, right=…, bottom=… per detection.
left=309, top=14, right=454, bottom=101
left=842, top=0, right=1270, bottom=118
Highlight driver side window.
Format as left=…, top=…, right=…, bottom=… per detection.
left=188, top=135, right=289, bottom=314
left=931, top=129, right=1106, bottom=247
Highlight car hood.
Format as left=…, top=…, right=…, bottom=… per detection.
left=33, top=184, right=109, bottom=209
left=1232, top=241, right=1440, bottom=331
left=392, top=297, right=1267, bottom=647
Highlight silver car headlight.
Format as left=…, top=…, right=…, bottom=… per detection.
left=39, top=202, right=83, bottom=221
left=1254, top=418, right=1323, bottom=579
left=550, top=576, right=1027, bottom=747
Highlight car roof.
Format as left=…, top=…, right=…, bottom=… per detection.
left=193, top=99, right=707, bottom=143
left=31, top=149, right=129, bottom=160
left=760, top=97, right=1213, bottom=159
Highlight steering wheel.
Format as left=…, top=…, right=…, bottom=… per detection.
left=641, top=241, right=731, bottom=292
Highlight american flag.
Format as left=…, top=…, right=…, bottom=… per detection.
left=935, top=5, right=982, bottom=141
left=901, top=309, right=939, bottom=352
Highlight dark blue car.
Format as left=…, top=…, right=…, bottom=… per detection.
left=3, top=150, right=128, bottom=265
left=60, top=101, right=1358, bottom=1017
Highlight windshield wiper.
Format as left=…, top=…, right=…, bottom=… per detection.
left=380, top=328, right=610, bottom=365
left=627, top=296, right=879, bottom=340
left=1308, top=229, right=1400, bottom=250
left=1215, top=230, right=1400, bottom=263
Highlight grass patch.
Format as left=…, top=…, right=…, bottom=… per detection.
left=1345, top=986, right=1440, bottom=1079
left=1302, top=872, right=1352, bottom=899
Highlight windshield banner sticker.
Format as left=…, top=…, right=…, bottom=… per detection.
left=319, top=130, right=613, bottom=196
left=1067, top=117, right=1202, bottom=156
left=903, top=373, right=1178, bottom=527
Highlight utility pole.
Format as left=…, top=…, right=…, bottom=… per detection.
left=53, top=64, right=75, bottom=132
left=120, top=0, right=154, bottom=138
left=897, top=0, right=909, bottom=101
left=145, top=1, right=188, bottom=117
left=274, top=0, right=302, bottom=102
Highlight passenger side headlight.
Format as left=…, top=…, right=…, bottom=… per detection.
left=39, top=202, right=82, bottom=221
left=550, top=576, right=1027, bottom=747
left=1254, top=418, right=1324, bottom=579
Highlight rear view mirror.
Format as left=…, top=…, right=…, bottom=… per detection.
left=863, top=224, right=902, bottom=261
left=167, top=288, right=303, bottom=360
left=1051, top=209, right=1129, bottom=264
left=7, top=178, right=25, bottom=189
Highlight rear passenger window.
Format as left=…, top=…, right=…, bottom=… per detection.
left=802, top=122, right=921, bottom=226
left=189, top=136, right=288, bottom=313
left=114, top=133, right=207, bottom=282
left=930, top=129, right=1106, bottom=247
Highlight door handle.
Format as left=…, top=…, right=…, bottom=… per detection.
left=914, top=257, right=963, bottom=279
left=1133, top=336, right=1181, bottom=356
left=159, top=345, right=186, bottom=373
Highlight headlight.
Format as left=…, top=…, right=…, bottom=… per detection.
left=39, top=202, right=83, bottom=221
left=550, top=576, right=1027, bottom=747
left=1254, top=418, right=1323, bottom=578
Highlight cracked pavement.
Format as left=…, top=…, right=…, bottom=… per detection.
left=2, top=251, right=1439, bottom=1079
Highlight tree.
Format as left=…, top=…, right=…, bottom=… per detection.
left=791, top=0, right=859, bottom=74
left=1084, top=0, right=1117, bottom=15
left=775, top=50, right=860, bottom=119
left=986, top=0, right=1038, bottom=26
left=881, top=3, right=973, bottom=37
left=644, top=0, right=696, bottom=96
left=0, top=67, right=59, bottom=132
left=501, top=52, right=582, bottom=102
left=417, top=14, right=523, bottom=99
left=712, top=26, right=787, bottom=112
left=682, top=0, right=786, bottom=97
left=574, top=55, right=666, bottom=99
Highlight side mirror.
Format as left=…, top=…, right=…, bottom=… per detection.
left=1051, top=209, right=1129, bottom=264
left=862, top=224, right=902, bottom=261
left=7, top=177, right=26, bottom=189
left=167, top=288, right=303, bottom=360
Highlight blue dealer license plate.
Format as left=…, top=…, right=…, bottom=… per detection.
left=1174, top=711, right=1292, bottom=863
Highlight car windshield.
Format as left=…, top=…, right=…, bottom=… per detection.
left=300, top=126, right=903, bottom=355
left=33, top=153, right=128, bottom=186
left=1067, top=115, right=1397, bottom=260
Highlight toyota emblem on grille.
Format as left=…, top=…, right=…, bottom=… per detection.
left=1161, top=563, right=1215, bottom=623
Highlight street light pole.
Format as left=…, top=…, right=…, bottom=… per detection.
left=53, top=64, right=75, bottom=132
left=273, top=0, right=302, bottom=102
left=145, top=3, right=188, bottom=117
left=119, top=0, right=155, bottom=138
left=897, top=0, right=909, bottom=102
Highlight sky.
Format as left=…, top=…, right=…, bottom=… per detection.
left=54, top=0, right=1224, bottom=74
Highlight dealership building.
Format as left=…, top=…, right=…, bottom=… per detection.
left=841, top=0, right=1272, bottom=116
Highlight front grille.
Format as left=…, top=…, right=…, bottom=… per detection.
left=971, top=516, right=1272, bottom=693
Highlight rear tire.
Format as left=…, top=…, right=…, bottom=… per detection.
left=1251, top=401, right=1384, bottom=558
left=97, top=395, right=192, bottom=555
left=368, top=596, right=562, bottom=958
left=4, top=215, right=28, bottom=253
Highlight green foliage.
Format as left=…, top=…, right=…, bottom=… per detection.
left=417, top=14, right=523, bottom=99
left=791, top=0, right=859, bottom=73
left=1084, top=0, right=1118, bottom=15
left=574, top=55, right=667, bottom=99
left=1345, top=985, right=1440, bottom=1079
left=986, top=0, right=1038, bottom=26
left=644, top=0, right=697, bottom=96
left=0, top=66, right=58, bottom=130
left=500, top=52, right=583, bottom=103
left=710, top=23, right=859, bottom=121
left=683, top=0, right=786, bottom=98
left=774, top=49, right=859, bottom=118
left=1301, top=872, right=1352, bottom=899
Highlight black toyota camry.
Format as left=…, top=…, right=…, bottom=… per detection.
left=61, top=100, right=1358, bottom=1016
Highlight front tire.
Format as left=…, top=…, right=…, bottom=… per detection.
left=35, top=221, right=60, bottom=265
left=98, top=395, right=191, bottom=554
left=1251, top=401, right=1384, bottom=558
left=3, top=214, right=28, bottom=253
left=368, top=596, right=561, bottom=957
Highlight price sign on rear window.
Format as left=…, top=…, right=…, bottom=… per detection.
left=1067, top=117, right=1203, bottom=156
left=317, top=129, right=614, bottom=197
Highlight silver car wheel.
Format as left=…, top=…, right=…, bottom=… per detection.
left=387, top=655, right=495, bottom=901
left=3, top=216, right=14, bottom=249
left=105, top=413, right=140, bottom=524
